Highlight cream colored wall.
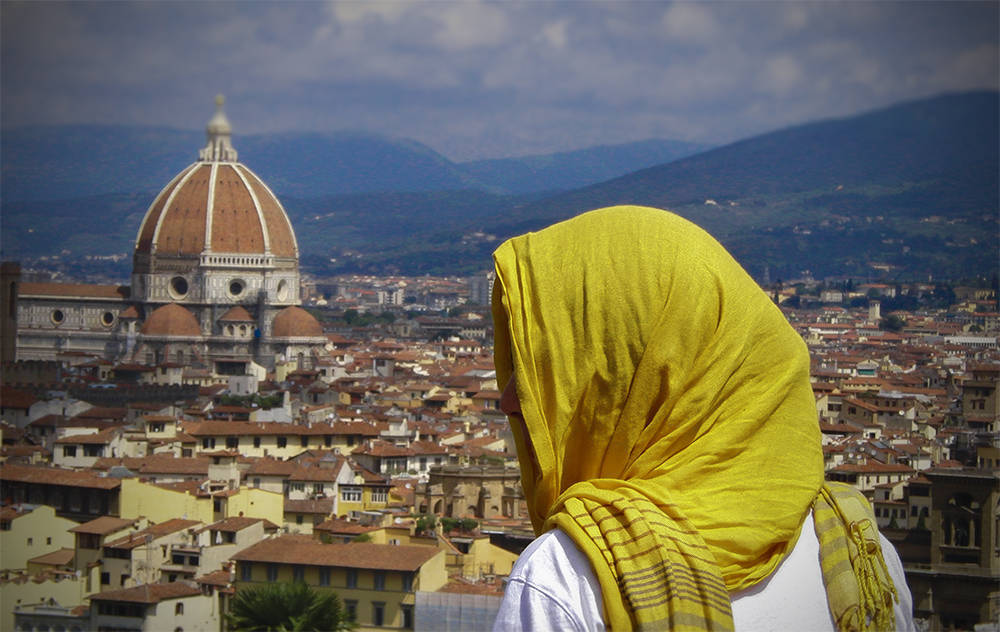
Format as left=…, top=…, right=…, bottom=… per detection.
left=226, top=488, right=284, bottom=525
left=0, top=565, right=100, bottom=632
left=416, top=550, right=448, bottom=592
left=119, top=480, right=283, bottom=525
left=468, top=537, right=518, bottom=577
left=0, top=505, right=78, bottom=570
left=119, top=479, right=213, bottom=523
left=146, top=592, right=220, bottom=632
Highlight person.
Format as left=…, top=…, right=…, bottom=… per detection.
left=490, top=206, right=914, bottom=631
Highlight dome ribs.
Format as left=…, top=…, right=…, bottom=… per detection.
left=210, top=165, right=264, bottom=254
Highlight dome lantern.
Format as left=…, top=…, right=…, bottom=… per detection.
left=199, top=94, right=238, bottom=162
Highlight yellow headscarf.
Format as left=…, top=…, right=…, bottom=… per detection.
left=492, top=206, right=897, bottom=631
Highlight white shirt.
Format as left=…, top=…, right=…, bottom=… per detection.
left=493, top=512, right=915, bottom=632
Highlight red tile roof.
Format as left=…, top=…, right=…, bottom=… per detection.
left=231, top=535, right=441, bottom=571
left=105, top=519, right=202, bottom=549
left=0, top=464, right=121, bottom=490
left=90, top=582, right=201, bottom=604
left=69, top=516, right=137, bottom=535
left=19, top=282, right=129, bottom=300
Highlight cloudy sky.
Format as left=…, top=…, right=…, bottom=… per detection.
left=2, top=1, right=997, bottom=161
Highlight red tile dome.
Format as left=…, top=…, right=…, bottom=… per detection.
left=133, top=96, right=298, bottom=260
left=272, top=306, right=323, bottom=338
left=141, top=303, right=201, bottom=337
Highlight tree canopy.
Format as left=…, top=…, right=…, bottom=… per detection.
left=226, top=581, right=355, bottom=632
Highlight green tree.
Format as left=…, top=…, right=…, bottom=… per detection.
left=226, top=581, right=355, bottom=632
left=415, top=514, right=437, bottom=535
left=880, top=314, right=907, bottom=332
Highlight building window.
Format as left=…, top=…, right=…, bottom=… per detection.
left=277, top=436, right=287, bottom=448
left=290, top=482, right=305, bottom=493
left=344, top=600, right=357, bottom=622
left=27, top=537, right=32, bottom=546
left=101, top=572, right=110, bottom=585
left=372, top=602, right=385, bottom=627
left=319, top=568, right=331, bottom=586
left=253, top=437, right=261, bottom=448
left=402, top=604, right=414, bottom=629
left=402, top=572, right=413, bottom=592
left=346, top=568, right=357, bottom=588
left=252, top=478, right=261, bottom=488
left=313, top=483, right=323, bottom=495
left=175, top=602, right=184, bottom=615
left=240, top=563, right=252, bottom=581
left=292, top=565, right=304, bottom=582
left=324, top=436, right=332, bottom=447
left=373, top=571, right=385, bottom=591
left=202, top=437, right=216, bottom=449
left=371, top=489, right=387, bottom=504
left=296, top=515, right=304, bottom=525
left=300, top=436, right=308, bottom=447
left=226, top=437, right=238, bottom=449
left=84, top=445, right=103, bottom=457
left=62, top=445, right=77, bottom=458
left=149, top=422, right=165, bottom=433
left=51, top=309, right=65, bottom=325
left=267, top=564, right=278, bottom=582
left=341, top=487, right=362, bottom=503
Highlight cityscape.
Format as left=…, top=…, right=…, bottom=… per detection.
left=2, top=3, right=998, bottom=631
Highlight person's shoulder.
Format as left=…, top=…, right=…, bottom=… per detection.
left=497, top=529, right=606, bottom=632
left=509, top=529, right=588, bottom=580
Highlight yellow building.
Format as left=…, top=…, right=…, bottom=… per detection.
left=232, top=535, right=447, bottom=630
left=0, top=504, right=79, bottom=570
left=89, top=582, right=219, bottom=632
left=0, top=565, right=101, bottom=632
left=118, top=478, right=283, bottom=526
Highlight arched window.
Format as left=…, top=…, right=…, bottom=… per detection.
left=175, top=602, right=184, bottom=615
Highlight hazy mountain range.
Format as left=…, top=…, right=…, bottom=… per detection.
left=2, top=91, right=996, bottom=282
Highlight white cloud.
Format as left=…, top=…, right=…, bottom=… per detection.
left=661, top=3, right=720, bottom=43
left=542, top=19, right=569, bottom=51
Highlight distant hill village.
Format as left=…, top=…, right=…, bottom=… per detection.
left=0, top=101, right=997, bottom=632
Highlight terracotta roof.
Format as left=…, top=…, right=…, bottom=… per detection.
left=90, top=582, right=201, bottom=604
left=195, top=569, right=232, bottom=586
left=141, top=303, right=201, bottom=337
left=18, top=282, right=129, bottom=300
left=272, top=306, right=323, bottom=338
left=205, top=516, right=268, bottom=533
left=54, top=427, right=121, bottom=445
left=314, top=518, right=376, bottom=535
left=135, top=160, right=297, bottom=258
left=0, top=386, right=37, bottom=409
left=219, top=306, right=255, bottom=322
left=105, top=519, right=202, bottom=549
left=93, top=455, right=211, bottom=476
left=232, top=535, right=441, bottom=571
left=0, top=464, right=121, bottom=490
left=27, top=548, right=75, bottom=567
left=70, top=516, right=137, bottom=535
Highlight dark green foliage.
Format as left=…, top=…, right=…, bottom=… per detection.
left=440, top=517, right=478, bottom=533
left=339, top=310, right=396, bottom=327
left=415, top=514, right=437, bottom=535
left=880, top=314, right=907, bottom=332
left=226, top=581, right=355, bottom=632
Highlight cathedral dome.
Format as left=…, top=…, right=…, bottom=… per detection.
left=141, top=303, right=201, bottom=336
left=133, top=96, right=298, bottom=261
left=272, top=306, right=323, bottom=338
